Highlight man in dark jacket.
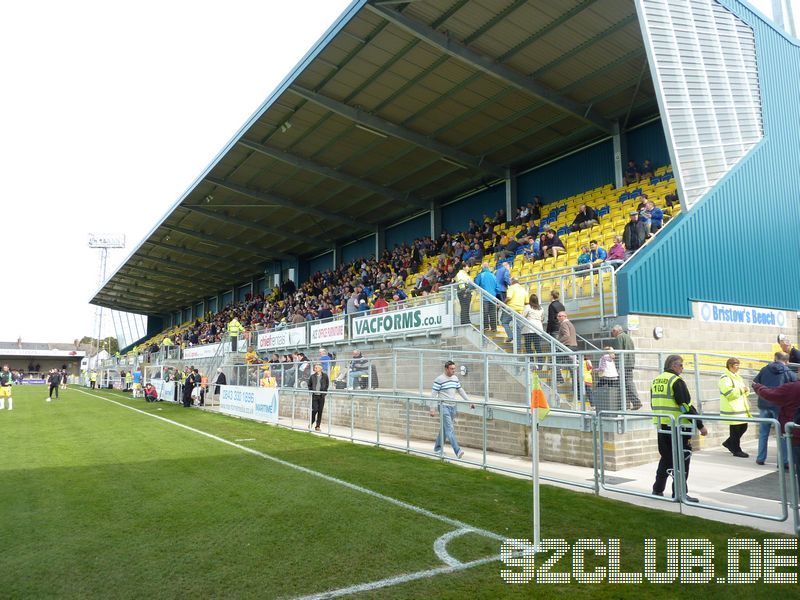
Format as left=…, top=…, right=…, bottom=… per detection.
left=570, top=204, right=599, bottom=231
left=182, top=367, right=196, bottom=408
left=546, top=290, right=565, bottom=336
left=752, top=378, right=800, bottom=488
left=753, top=352, right=796, bottom=466
left=308, top=363, right=330, bottom=432
left=622, top=212, right=648, bottom=256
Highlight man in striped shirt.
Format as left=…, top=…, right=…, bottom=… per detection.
left=431, top=361, right=469, bottom=459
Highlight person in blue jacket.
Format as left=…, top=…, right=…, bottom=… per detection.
left=494, top=260, right=511, bottom=302
left=474, top=262, right=497, bottom=331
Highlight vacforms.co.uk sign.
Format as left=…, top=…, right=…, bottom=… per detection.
left=351, top=303, right=452, bottom=339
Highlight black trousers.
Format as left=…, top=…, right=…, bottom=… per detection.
left=230, top=336, right=238, bottom=352
left=725, top=423, right=748, bottom=452
left=311, top=394, right=326, bottom=427
left=90, top=381, right=95, bottom=389
left=653, top=427, right=692, bottom=496
left=457, top=290, right=472, bottom=325
left=49, top=384, right=59, bottom=398
left=482, top=300, right=497, bottom=330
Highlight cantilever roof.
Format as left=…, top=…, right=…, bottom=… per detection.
left=92, top=0, right=658, bottom=315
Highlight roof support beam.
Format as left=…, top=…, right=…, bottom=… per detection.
left=204, top=176, right=370, bottom=230
left=180, top=206, right=334, bottom=250
left=145, top=240, right=259, bottom=271
left=290, top=84, right=506, bottom=179
left=133, top=254, right=233, bottom=283
left=237, top=139, right=429, bottom=209
left=365, top=3, right=614, bottom=134
left=164, top=224, right=296, bottom=262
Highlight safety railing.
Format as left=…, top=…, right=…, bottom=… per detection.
left=443, top=280, right=569, bottom=357
left=787, top=423, right=800, bottom=536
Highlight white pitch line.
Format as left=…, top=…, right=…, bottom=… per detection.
left=291, top=556, right=497, bottom=600
left=234, top=438, right=256, bottom=442
left=75, top=389, right=506, bottom=542
left=433, top=528, right=473, bottom=567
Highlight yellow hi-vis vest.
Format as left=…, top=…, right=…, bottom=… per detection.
left=227, top=319, right=245, bottom=337
left=718, top=370, right=751, bottom=425
left=650, top=371, right=683, bottom=426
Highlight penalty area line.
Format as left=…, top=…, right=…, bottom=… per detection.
left=75, top=388, right=506, bottom=545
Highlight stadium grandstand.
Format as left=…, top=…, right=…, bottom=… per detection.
left=90, top=0, right=800, bottom=536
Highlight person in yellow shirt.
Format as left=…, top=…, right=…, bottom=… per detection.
left=718, top=357, right=752, bottom=458
left=501, top=277, right=527, bottom=344
left=260, top=366, right=277, bottom=388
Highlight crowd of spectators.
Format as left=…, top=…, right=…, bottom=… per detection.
left=140, top=159, right=669, bottom=352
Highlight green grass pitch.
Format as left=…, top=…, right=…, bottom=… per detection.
left=0, top=385, right=792, bottom=598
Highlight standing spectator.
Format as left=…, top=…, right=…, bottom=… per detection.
left=47, top=369, right=60, bottom=401
left=0, top=365, right=13, bottom=411
left=182, top=367, right=196, bottom=408
left=753, top=352, right=795, bottom=467
left=650, top=355, right=707, bottom=501
left=611, top=325, right=641, bottom=410
left=494, top=260, right=511, bottom=302
left=430, top=360, right=469, bottom=459
left=454, top=264, right=472, bottom=325
left=622, top=212, right=648, bottom=256
left=308, top=363, right=329, bottom=432
left=718, top=357, right=751, bottom=458
left=522, top=294, right=544, bottom=355
left=502, top=277, right=527, bottom=344
left=319, top=348, right=331, bottom=375
left=212, top=367, right=227, bottom=397
left=778, top=334, right=800, bottom=367
left=752, top=379, right=800, bottom=489
left=474, top=262, right=497, bottom=331
left=647, top=201, right=664, bottom=233
left=227, top=317, right=245, bottom=352
left=556, top=311, right=577, bottom=384
left=90, top=370, right=97, bottom=389
left=546, top=290, right=565, bottom=336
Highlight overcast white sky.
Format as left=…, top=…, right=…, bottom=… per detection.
left=0, top=0, right=793, bottom=344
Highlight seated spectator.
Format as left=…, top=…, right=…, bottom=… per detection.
left=637, top=196, right=652, bottom=233
left=640, top=159, right=655, bottom=180
left=522, top=237, right=540, bottom=261
left=622, top=212, right=648, bottom=256
left=647, top=200, right=664, bottom=233
left=570, top=204, right=599, bottom=231
left=372, top=294, right=389, bottom=313
left=665, top=192, right=679, bottom=208
left=347, top=350, right=369, bottom=390
left=542, top=229, right=565, bottom=259
left=624, top=160, right=640, bottom=185
left=516, top=219, right=539, bottom=240
left=495, top=237, right=520, bottom=261
left=576, top=245, right=592, bottom=272
left=588, top=240, right=607, bottom=265
left=607, top=235, right=626, bottom=266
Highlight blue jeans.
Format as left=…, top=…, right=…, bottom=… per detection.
left=348, top=370, right=367, bottom=389
left=434, top=404, right=461, bottom=457
left=757, top=407, right=789, bottom=465
left=500, top=312, right=515, bottom=341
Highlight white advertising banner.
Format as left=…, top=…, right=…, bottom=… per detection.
left=153, top=379, right=176, bottom=402
left=219, top=385, right=279, bottom=423
left=257, top=327, right=307, bottom=350
left=182, top=343, right=221, bottom=360
left=351, top=303, right=452, bottom=339
left=310, top=319, right=346, bottom=344
left=695, top=302, right=787, bottom=328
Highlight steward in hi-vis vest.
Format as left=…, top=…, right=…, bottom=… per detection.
left=718, top=357, right=751, bottom=458
left=650, top=355, right=707, bottom=502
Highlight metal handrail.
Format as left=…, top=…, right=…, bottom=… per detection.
left=444, top=280, right=570, bottom=355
